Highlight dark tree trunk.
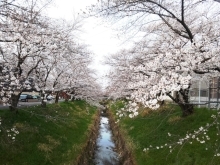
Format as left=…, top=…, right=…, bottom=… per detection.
left=167, top=87, right=194, bottom=117
left=40, top=92, right=46, bottom=108
left=41, top=100, right=46, bottom=107
left=179, top=103, right=194, bottom=117
left=9, top=94, right=20, bottom=113
left=55, top=91, right=59, bottom=104
left=71, top=96, right=75, bottom=101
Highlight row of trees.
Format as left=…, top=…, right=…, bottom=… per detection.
left=0, top=0, right=102, bottom=110
left=91, top=0, right=220, bottom=116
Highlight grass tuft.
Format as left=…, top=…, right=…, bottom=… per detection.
left=38, top=143, right=53, bottom=153
left=168, top=115, right=182, bottom=124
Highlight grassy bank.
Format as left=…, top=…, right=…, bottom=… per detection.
left=109, top=100, right=220, bottom=165
left=0, top=100, right=98, bottom=165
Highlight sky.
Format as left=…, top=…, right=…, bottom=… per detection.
left=46, top=0, right=127, bottom=87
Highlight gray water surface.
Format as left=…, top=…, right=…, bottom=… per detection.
left=94, top=116, right=119, bottom=165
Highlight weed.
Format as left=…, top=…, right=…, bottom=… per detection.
left=168, top=116, right=182, bottom=124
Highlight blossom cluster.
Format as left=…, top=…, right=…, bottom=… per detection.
left=115, top=101, right=139, bottom=119
left=5, top=126, right=19, bottom=141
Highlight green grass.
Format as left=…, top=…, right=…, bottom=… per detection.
left=109, top=100, right=220, bottom=165
left=0, top=100, right=98, bottom=165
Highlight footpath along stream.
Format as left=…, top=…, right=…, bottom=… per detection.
left=94, top=111, right=119, bottom=165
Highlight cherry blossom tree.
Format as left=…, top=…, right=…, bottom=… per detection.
left=70, top=73, right=103, bottom=102
left=105, top=49, right=134, bottom=99
left=0, top=0, right=102, bottom=110
left=32, top=18, right=91, bottom=106
left=0, top=0, right=54, bottom=109
left=102, top=0, right=220, bottom=116
left=91, top=0, right=218, bottom=42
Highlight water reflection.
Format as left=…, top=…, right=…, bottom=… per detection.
left=94, top=116, right=119, bottom=165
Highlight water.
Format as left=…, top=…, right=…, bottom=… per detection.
left=94, top=116, right=119, bottom=165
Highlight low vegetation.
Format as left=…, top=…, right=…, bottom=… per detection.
left=108, top=100, right=220, bottom=165
left=0, top=101, right=98, bottom=165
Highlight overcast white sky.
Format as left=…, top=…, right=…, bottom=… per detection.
left=46, top=0, right=127, bottom=87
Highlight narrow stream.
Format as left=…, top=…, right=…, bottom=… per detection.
left=94, top=114, right=119, bottom=165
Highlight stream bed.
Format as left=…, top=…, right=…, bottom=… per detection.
left=94, top=115, right=119, bottom=165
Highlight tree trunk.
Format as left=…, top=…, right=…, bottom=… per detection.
left=71, top=96, right=75, bottom=101
left=41, top=100, right=46, bottom=107
left=41, top=93, right=46, bottom=108
left=167, top=87, right=194, bottom=117
left=9, top=94, right=20, bottom=113
left=179, top=103, right=194, bottom=117
left=55, top=91, right=59, bottom=104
